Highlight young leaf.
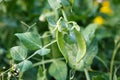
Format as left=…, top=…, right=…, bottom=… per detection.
left=15, top=32, right=42, bottom=50
left=10, top=46, right=27, bottom=61
left=82, top=23, right=98, bottom=45
left=35, top=48, right=50, bottom=56
left=47, top=16, right=56, bottom=27
left=49, top=60, right=67, bottom=80
left=17, top=60, right=32, bottom=72
left=48, top=0, right=61, bottom=10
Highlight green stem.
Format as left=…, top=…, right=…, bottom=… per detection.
left=43, top=40, right=57, bottom=48
left=0, top=73, right=4, bottom=80
left=54, top=9, right=59, bottom=20
left=42, top=56, right=47, bottom=80
left=33, top=58, right=64, bottom=67
left=42, top=56, right=46, bottom=71
left=19, top=72, right=24, bottom=80
left=0, top=68, right=11, bottom=76
left=110, top=43, right=120, bottom=80
left=95, top=56, right=108, bottom=70
left=62, top=9, right=68, bottom=22
left=84, top=69, right=90, bottom=80
left=26, top=40, right=57, bottom=60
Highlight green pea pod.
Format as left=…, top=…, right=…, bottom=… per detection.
left=56, top=30, right=68, bottom=62
left=56, top=28, right=86, bottom=69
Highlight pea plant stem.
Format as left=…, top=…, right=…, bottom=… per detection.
left=84, top=69, right=90, bottom=80
left=54, top=9, right=59, bottom=20
left=110, top=43, right=120, bottom=80
left=26, top=40, right=57, bottom=60
left=0, top=68, right=12, bottom=76
left=33, top=58, right=64, bottom=67
left=62, top=9, right=68, bottom=22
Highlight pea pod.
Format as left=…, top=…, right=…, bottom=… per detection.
left=56, top=28, right=86, bottom=70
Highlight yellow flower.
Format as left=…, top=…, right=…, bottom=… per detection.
left=93, top=16, right=105, bottom=25
left=100, top=0, right=113, bottom=15
left=100, top=6, right=113, bottom=15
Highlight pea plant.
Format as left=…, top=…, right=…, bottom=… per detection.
left=0, top=0, right=120, bottom=80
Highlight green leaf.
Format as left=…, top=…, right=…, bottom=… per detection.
left=82, top=39, right=98, bottom=68
left=35, top=48, right=50, bottom=56
left=10, top=46, right=27, bottom=61
left=48, top=0, right=61, bottom=10
left=15, top=32, right=42, bottom=50
left=118, top=77, right=120, bottom=80
left=47, top=16, right=56, bottom=27
left=69, top=39, right=98, bottom=71
left=49, top=60, right=67, bottom=80
left=113, top=67, right=119, bottom=80
left=91, top=71, right=109, bottom=80
left=82, top=23, right=98, bottom=45
left=92, top=76, right=105, bottom=80
left=60, top=0, right=70, bottom=7
left=85, top=0, right=94, bottom=10
left=17, top=60, right=32, bottom=72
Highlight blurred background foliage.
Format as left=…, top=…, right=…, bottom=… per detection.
left=0, top=0, right=120, bottom=80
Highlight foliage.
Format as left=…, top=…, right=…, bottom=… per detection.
left=0, top=0, right=120, bottom=80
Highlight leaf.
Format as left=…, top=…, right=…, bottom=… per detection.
left=83, top=39, right=98, bottom=68
left=82, top=23, right=98, bottom=45
left=49, top=60, right=67, bottom=80
left=113, top=67, right=119, bottom=80
left=92, top=76, right=105, bottom=80
left=17, top=60, right=32, bottom=72
left=85, top=0, right=94, bottom=10
left=60, top=0, right=70, bottom=7
left=118, top=77, right=120, bottom=80
left=35, top=48, right=50, bottom=56
left=10, top=46, right=27, bottom=61
left=91, top=71, right=109, bottom=80
left=23, top=67, right=38, bottom=80
left=47, top=16, right=56, bottom=27
left=48, top=0, right=61, bottom=10
left=15, top=32, right=42, bottom=50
